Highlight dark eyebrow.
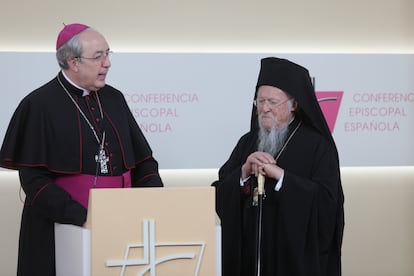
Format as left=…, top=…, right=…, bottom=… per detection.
left=94, top=49, right=111, bottom=55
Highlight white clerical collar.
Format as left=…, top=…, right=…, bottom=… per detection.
left=61, top=71, right=90, bottom=96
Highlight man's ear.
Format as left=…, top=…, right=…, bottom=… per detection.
left=290, top=100, right=298, bottom=111
left=68, top=58, right=80, bottom=72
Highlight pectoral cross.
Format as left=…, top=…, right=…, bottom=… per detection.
left=95, top=148, right=109, bottom=174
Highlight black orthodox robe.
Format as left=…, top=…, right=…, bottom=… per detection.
left=0, top=72, right=163, bottom=276
left=212, top=120, right=344, bottom=276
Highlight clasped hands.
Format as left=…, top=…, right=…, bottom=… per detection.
left=241, top=151, right=284, bottom=181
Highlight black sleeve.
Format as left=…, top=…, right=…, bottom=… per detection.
left=130, top=156, right=164, bottom=188
left=212, top=133, right=256, bottom=217
left=210, top=133, right=255, bottom=276
left=19, top=167, right=87, bottom=226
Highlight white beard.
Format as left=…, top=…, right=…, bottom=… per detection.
left=257, top=120, right=289, bottom=157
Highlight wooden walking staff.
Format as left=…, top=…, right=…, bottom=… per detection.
left=256, top=173, right=265, bottom=276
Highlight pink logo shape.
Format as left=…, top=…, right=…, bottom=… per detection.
left=316, top=91, right=343, bottom=133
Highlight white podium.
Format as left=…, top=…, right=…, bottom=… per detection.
left=55, top=187, right=221, bottom=276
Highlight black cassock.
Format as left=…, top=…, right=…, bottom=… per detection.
left=212, top=119, right=344, bottom=276
left=0, top=71, right=163, bottom=276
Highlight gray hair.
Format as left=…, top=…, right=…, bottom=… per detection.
left=257, top=123, right=289, bottom=156
left=56, top=27, right=93, bottom=69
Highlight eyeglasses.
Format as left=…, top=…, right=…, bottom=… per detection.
left=253, top=98, right=291, bottom=109
left=76, top=50, right=113, bottom=62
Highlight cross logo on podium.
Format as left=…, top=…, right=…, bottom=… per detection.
left=106, top=219, right=206, bottom=276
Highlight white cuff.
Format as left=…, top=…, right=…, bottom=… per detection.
left=239, top=176, right=251, bottom=187
left=274, top=172, right=284, bottom=192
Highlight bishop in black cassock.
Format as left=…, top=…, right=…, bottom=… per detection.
left=0, top=24, right=163, bottom=276
left=212, top=57, right=344, bottom=276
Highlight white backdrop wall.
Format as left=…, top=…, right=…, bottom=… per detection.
left=1, top=52, right=413, bottom=169
left=0, top=0, right=413, bottom=53
left=0, top=0, right=413, bottom=169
